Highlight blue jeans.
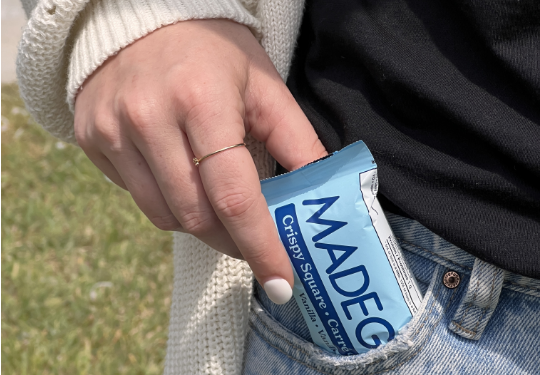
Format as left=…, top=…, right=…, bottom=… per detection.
left=244, top=213, right=540, bottom=374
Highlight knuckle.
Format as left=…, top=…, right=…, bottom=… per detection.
left=213, top=187, right=257, bottom=221
left=176, top=89, right=221, bottom=125
left=74, top=122, right=90, bottom=150
left=121, top=95, right=158, bottom=136
left=93, top=113, right=121, bottom=145
left=170, top=70, right=209, bottom=110
left=243, top=245, right=274, bottom=267
left=175, top=81, right=208, bottom=109
left=183, top=95, right=245, bottom=138
left=173, top=79, right=242, bottom=128
left=149, top=214, right=181, bottom=232
left=75, top=112, right=122, bottom=153
left=178, top=209, right=215, bottom=237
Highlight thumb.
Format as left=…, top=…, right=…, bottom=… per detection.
left=246, top=77, right=328, bottom=171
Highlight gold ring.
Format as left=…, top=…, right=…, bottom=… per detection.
left=193, top=143, right=247, bottom=166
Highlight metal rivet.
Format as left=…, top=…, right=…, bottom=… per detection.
left=443, top=271, right=460, bottom=289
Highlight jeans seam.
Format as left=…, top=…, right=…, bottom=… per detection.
left=409, top=281, right=445, bottom=338
left=251, top=306, right=319, bottom=358
left=452, top=306, right=488, bottom=336
left=458, top=262, right=483, bottom=327
left=370, top=286, right=459, bottom=375
left=249, top=277, right=458, bottom=374
left=397, top=237, right=540, bottom=294
left=452, top=322, right=477, bottom=336
left=248, top=327, right=335, bottom=375
left=470, top=269, right=499, bottom=334
left=457, top=263, right=498, bottom=334
left=396, top=237, right=473, bottom=271
left=368, top=282, right=447, bottom=368
left=473, top=308, right=488, bottom=335
left=505, top=280, right=540, bottom=292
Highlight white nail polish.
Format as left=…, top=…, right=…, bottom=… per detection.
left=263, top=278, right=293, bottom=305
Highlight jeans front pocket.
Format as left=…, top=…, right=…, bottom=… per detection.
left=243, top=264, right=460, bottom=375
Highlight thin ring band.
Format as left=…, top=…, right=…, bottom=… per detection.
left=193, top=143, right=247, bottom=166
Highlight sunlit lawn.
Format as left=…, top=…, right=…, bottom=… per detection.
left=2, top=84, right=174, bottom=374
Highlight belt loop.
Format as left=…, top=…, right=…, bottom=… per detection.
left=448, top=258, right=506, bottom=340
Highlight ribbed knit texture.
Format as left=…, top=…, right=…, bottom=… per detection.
left=258, top=0, right=305, bottom=81
left=17, top=0, right=305, bottom=374
left=17, top=0, right=92, bottom=144
left=165, top=237, right=253, bottom=375
left=67, top=0, right=263, bottom=113
left=164, top=134, right=275, bottom=375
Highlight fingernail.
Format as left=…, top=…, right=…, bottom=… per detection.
left=263, top=278, right=293, bottom=305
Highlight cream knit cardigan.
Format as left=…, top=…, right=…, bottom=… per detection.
left=17, top=0, right=305, bottom=374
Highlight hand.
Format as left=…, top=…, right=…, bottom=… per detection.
left=74, top=19, right=327, bottom=303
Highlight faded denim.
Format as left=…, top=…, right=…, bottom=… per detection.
left=244, top=213, right=540, bottom=374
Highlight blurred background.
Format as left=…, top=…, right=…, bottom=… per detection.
left=2, top=1, right=174, bottom=373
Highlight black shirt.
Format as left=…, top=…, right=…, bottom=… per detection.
left=286, top=0, right=540, bottom=278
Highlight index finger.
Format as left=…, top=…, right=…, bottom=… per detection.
left=188, top=114, right=294, bottom=305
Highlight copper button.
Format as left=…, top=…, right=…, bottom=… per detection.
left=443, top=271, right=460, bottom=289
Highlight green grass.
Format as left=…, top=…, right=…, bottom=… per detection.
left=2, top=84, right=174, bottom=374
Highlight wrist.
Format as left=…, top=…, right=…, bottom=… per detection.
left=68, top=0, right=261, bottom=113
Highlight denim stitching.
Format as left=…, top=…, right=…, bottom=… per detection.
left=365, top=281, right=447, bottom=368
left=454, top=262, right=499, bottom=338
left=452, top=305, right=489, bottom=338
left=472, top=307, right=489, bottom=336
left=249, top=274, right=457, bottom=374
left=360, top=278, right=459, bottom=371
left=396, top=237, right=540, bottom=294
left=460, top=307, right=486, bottom=335
left=251, top=306, right=315, bottom=358
left=452, top=322, right=476, bottom=336
left=366, top=281, right=450, bottom=368
left=458, top=266, right=482, bottom=327
left=358, top=286, right=458, bottom=375
left=410, top=281, right=445, bottom=338
left=470, top=269, right=499, bottom=335
left=396, top=237, right=473, bottom=271
left=504, top=280, right=540, bottom=293
left=368, top=285, right=459, bottom=375
left=248, top=327, right=335, bottom=375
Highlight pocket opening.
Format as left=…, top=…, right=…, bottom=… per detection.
left=247, top=264, right=459, bottom=374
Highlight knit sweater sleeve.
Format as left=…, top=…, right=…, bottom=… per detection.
left=16, top=0, right=261, bottom=143
left=17, top=2, right=305, bottom=375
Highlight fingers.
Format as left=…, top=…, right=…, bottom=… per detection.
left=76, top=106, right=188, bottom=236
left=83, top=151, right=128, bottom=190
left=122, top=103, right=242, bottom=259
left=77, top=109, right=243, bottom=258
left=185, top=99, right=294, bottom=303
left=103, top=145, right=185, bottom=233
left=246, top=64, right=328, bottom=172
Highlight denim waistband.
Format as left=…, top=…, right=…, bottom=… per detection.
left=386, top=213, right=540, bottom=298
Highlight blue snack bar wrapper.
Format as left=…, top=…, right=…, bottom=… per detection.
left=261, top=140, right=422, bottom=356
